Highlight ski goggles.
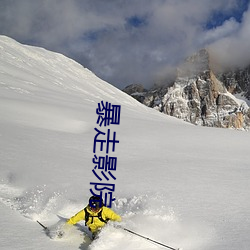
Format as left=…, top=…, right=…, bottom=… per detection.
left=89, top=200, right=102, bottom=210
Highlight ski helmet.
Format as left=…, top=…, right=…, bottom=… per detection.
left=89, top=195, right=103, bottom=209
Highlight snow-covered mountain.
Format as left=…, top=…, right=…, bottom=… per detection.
left=124, top=49, right=250, bottom=130
left=0, top=36, right=250, bottom=250
left=217, top=65, right=250, bottom=100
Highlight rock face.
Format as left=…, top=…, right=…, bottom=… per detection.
left=217, top=66, right=250, bottom=100
left=123, top=49, right=250, bottom=130
left=123, top=84, right=147, bottom=103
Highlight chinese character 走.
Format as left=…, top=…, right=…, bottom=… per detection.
left=93, top=128, right=119, bottom=154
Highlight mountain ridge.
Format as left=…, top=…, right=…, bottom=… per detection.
left=123, top=49, right=250, bottom=130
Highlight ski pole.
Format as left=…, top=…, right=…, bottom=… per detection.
left=122, top=227, right=180, bottom=250
left=37, top=220, right=48, bottom=231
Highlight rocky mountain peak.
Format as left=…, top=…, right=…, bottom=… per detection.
left=123, top=49, right=250, bottom=130
left=177, top=49, right=210, bottom=78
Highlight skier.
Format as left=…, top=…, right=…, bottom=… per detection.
left=66, top=195, right=122, bottom=239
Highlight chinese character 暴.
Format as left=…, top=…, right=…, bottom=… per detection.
left=96, top=101, right=121, bottom=127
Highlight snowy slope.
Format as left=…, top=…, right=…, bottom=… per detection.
left=0, top=36, right=250, bottom=250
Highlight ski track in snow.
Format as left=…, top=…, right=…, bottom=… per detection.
left=0, top=180, right=211, bottom=250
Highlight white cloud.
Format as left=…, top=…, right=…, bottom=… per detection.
left=200, top=18, right=240, bottom=45
left=209, top=5, right=250, bottom=68
left=0, top=0, right=249, bottom=88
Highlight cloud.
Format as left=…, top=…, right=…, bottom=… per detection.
left=0, top=0, right=249, bottom=89
left=209, top=4, right=250, bottom=69
left=200, top=18, right=240, bottom=45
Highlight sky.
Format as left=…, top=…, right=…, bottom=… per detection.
left=0, top=0, right=249, bottom=89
